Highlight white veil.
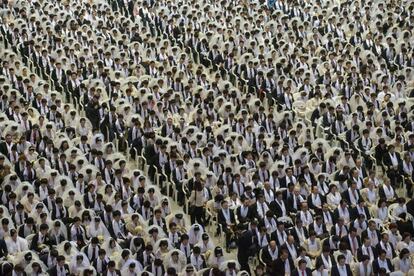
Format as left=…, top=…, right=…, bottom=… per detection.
left=165, top=249, right=187, bottom=272
left=69, top=252, right=91, bottom=275
left=87, top=216, right=111, bottom=239
left=187, top=224, right=204, bottom=245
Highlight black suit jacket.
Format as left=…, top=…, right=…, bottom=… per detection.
left=291, top=268, right=313, bottom=276
left=289, top=226, right=309, bottom=244
left=102, top=270, right=121, bottom=276
left=350, top=206, right=371, bottom=221
left=236, top=230, right=254, bottom=261
left=375, top=242, right=396, bottom=259
left=269, top=200, right=287, bottom=217
left=372, top=258, right=394, bottom=274
left=340, top=234, right=361, bottom=252
left=382, top=152, right=402, bottom=170
left=30, top=233, right=52, bottom=252
left=217, top=209, right=236, bottom=228
left=235, top=205, right=254, bottom=223
left=357, top=246, right=378, bottom=262
left=341, top=189, right=361, bottom=206
left=48, top=264, right=70, bottom=276
left=307, top=194, right=326, bottom=211
left=271, top=258, right=295, bottom=276
left=331, top=264, right=353, bottom=276
left=0, top=239, right=7, bottom=259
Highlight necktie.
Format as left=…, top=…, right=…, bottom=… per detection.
left=91, top=247, right=96, bottom=260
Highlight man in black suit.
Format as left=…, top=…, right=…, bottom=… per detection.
left=287, top=187, right=305, bottom=214
left=271, top=248, right=294, bottom=276
left=235, top=224, right=254, bottom=273
left=357, top=236, right=378, bottom=262
left=372, top=249, right=394, bottom=274
left=382, top=144, right=402, bottom=187
left=310, top=102, right=326, bottom=127
left=269, top=190, right=288, bottom=217
left=0, top=238, right=7, bottom=259
left=350, top=200, right=371, bottom=221
left=148, top=209, right=168, bottom=234
left=0, top=133, right=13, bottom=156
left=102, top=260, right=121, bottom=276
left=51, top=197, right=69, bottom=222
left=308, top=215, right=328, bottom=239
left=93, top=249, right=109, bottom=275
left=290, top=219, right=309, bottom=245
left=260, top=240, right=279, bottom=274
left=345, top=124, right=360, bottom=145
left=361, top=220, right=381, bottom=249
left=331, top=254, right=352, bottom=276
left=281, top=235, right=299, bottom=260
left=307, top=185, right=325, bottom=214
left=341, top=182, right=361, bottom=207
left=146, top=258, right=165, bottom=275
left=315, top=246, right=336, bottom=270
left=218, top=200, right=236, bottom=252
left=340, top=227, right=361, bottom=255
left=235, top=196, right=254, bottom=224
left=48, top=255, right=70, bottom=276
left=292, top=259, right=312, bottom=276
left=322, top=106, right=335, bottom=127
left=376, top=233, right=396, bottom=259
left=30, top=223, right=52, bottom=253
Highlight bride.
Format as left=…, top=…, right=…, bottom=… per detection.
left=87, top=216, right=110, bottom=239
left=69, top=253, right=90, bottom=275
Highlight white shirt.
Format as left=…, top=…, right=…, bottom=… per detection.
left=358, top=262, right=372, bottom=276
left=382, top=185, right=394, bottom=200
left=284, top=259, right=291, bottom=274
left=337, top=264, right=348, bottom=276
left=377, top=258, right=390, bottom=272
left=398, top=257, right=411, bottom=273
left=321, top=254, right=332, bottom=269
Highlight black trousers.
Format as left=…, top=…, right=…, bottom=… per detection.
left=190, top=206, right=204, bottom=225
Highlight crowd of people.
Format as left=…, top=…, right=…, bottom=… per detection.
left=0, top=0, right=413, bottom=275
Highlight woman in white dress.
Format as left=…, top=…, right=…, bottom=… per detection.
left=196, top=233, right=215, bottom=254
left=304, top=231, right=322, bottom=259
left=25, top=261, right=48, bottom=276
left=5, top=229, right=28, bottom=256
left=69, top=253, right=90, bottom=275
left=376, top=198, right=389, bottom=222
left=57, top=241, right=79, bottom=261
left=326, top=184, right=342, bottom=210
left=394, top=248, right=413, bottom=274
left=380, top=178, right=395, bottom=202
left=154, top=238, right=174, bottom=262
left=120, top=259, right=143, bottom=275
left=396, top=233, right=414, bottom=253
left=20, top=192, right=39, bottom=214
left=102, top=238, right=122, bottom=260
left=333, top=242, right=353, bottom=265
left=361, top=180, right=378, bottom=207
left=207, top=247, right=225, bottom=268
left=312, top=261, right=329, bottom=276
left=165, top=249, right=187, bottom=273
left=188, top=224, right=204, bottom=246
left=87, top=216, right=110, bottom=239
